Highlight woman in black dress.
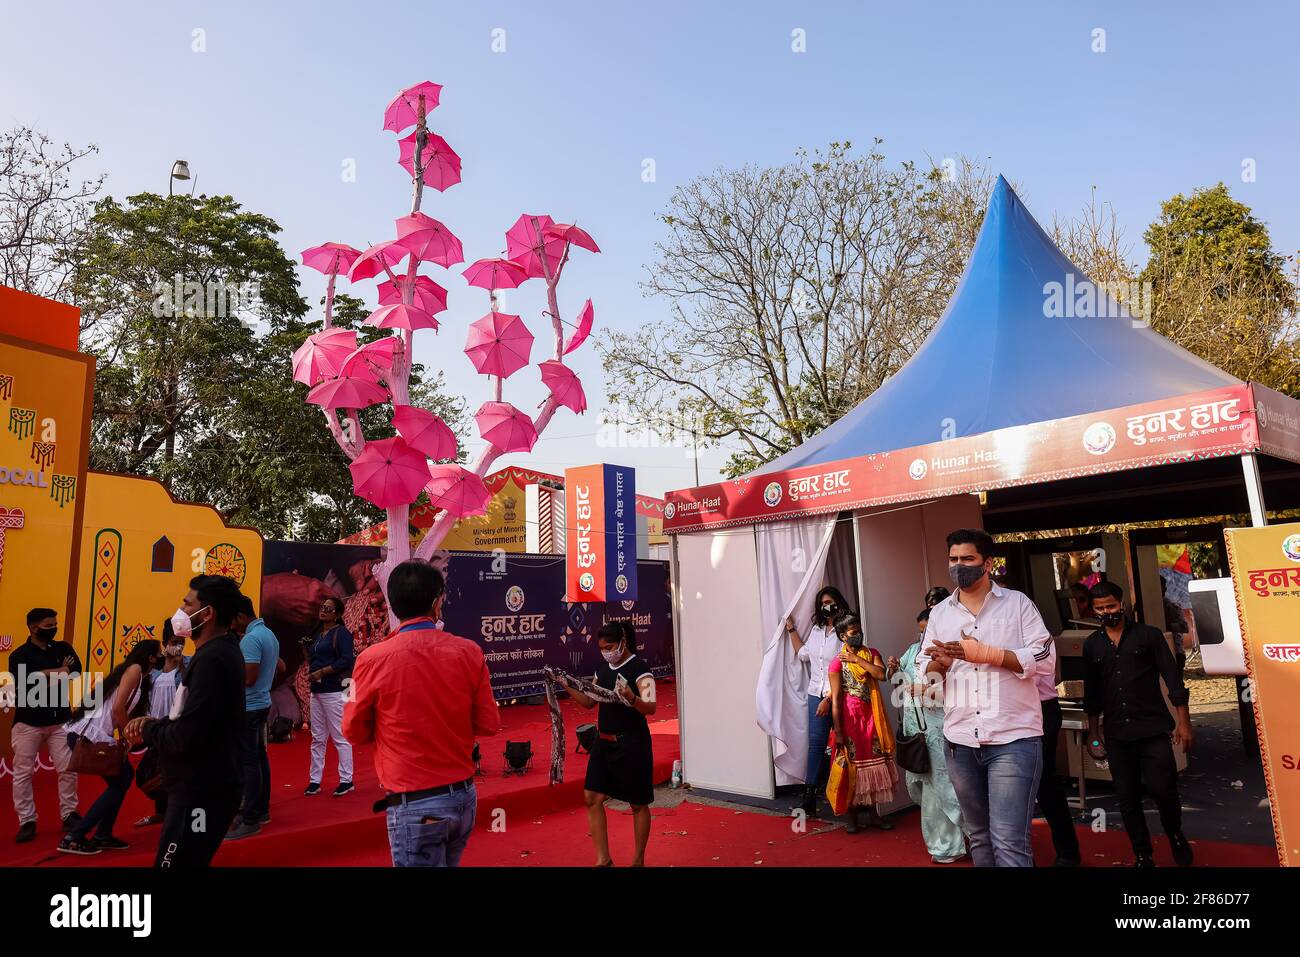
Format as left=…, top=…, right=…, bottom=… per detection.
left=560, top=621, right=656, bottom=866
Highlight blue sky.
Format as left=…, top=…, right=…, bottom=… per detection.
left=3, top=0, right=1297, bottom=496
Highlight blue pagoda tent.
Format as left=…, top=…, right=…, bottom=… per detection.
left=757, top=176, right=1238, bottom=476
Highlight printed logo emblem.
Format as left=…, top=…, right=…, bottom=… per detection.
left=615, top=574, right=629, bottom=594
left=505, top=585, right=525, bottom=612
left=908, top=459, right=928, bottom=480
left=664, top=502, right=676, bottom=520
left=1258, top=403, right=1269, bottom=430
left=1282, top=533, right=1300, bottom=563
left=763, top=482, right=783, bottom=507
left=621, top=600, right=636, bottom=611
left=579, top=572, right=595, bottom=592
left=1083, top=422, right=1117, bottom=456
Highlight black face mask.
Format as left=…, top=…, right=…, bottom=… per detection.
left=844, top=631, right=864, bottom=649
left=1098, top=611, right=1125, bottom=628
left=35, top=626, right=57, bottom=641
left=822, top=603, right=838, bottom=619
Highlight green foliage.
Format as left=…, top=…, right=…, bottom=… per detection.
left=1140, top=183, right=1298, bottom=388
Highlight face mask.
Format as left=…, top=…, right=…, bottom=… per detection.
left=171, top=605, right=209, bottom=639
left=948, top=564, right=986, bottom=589
left=601, top=644, right=625, bottom=664
left=1098, top=611, right=1125, bottom=628
left=822, top=602, right=838, bottom=618
left=165, top=644, right=184, bottom=657
left=844, top=632, right=864, bottom=649
left=35, top=626, right=57, bottom=641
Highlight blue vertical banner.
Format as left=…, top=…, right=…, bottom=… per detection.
left=604, top=463, right=638, bottom=602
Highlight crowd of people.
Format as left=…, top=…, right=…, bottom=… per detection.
left=786, top=527, right=1196, bottom=868
left=8, top=526, right=1195, bottom=868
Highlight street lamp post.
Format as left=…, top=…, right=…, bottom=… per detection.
left=169, top=159, right=191, bottom=197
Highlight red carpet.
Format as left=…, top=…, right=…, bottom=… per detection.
left=0, top=679, right=1277, bottom=867
left=0, top=684, right=680, bottom=868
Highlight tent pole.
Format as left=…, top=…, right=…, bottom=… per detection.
left=1240, top=453, right=1268, bottom=527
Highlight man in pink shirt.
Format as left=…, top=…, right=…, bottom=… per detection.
left=343, top=560, right=499, bottom=867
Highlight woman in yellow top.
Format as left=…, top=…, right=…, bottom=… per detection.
left=827, top=614, right=898, bottom=833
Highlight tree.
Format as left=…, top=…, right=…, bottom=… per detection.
left=1140, top=183, right=1298, bottom=389
left=0, top=125, right=103, bottom=307
left=599, top=143, right=995, bottom=476
left=297, top=80, right=598, bottom=603
left=71, top=193, right=462, bottom=539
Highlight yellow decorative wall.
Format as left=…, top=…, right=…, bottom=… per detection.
left=75, top=472, right=264, bottom=675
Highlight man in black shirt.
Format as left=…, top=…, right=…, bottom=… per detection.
left=125, top=575, right=244, bottom=868
left=1084, top=581, right=1194, bottom=867
left=8, top=608, right=82, bottom=842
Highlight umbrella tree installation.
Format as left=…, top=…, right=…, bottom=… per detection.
left=296, top=79, right=600, bottom=607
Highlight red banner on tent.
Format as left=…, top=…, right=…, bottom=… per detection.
left=664, top=384, right=1261, bottom=533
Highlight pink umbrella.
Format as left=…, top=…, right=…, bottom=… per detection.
left=543, top=223, right=601, bottom=254
left=337, top=337, right=403, bottom=381
left=462, top=257, right=530, bottom=291
left=349, top=437, right=429, bottom=509
left=425, top=464, right=492, bottom=519
left=563, top=298, right=595, bottom=355
left=394, top=213, right=464, bottom=267
left=306, top=377, right=389, bottom=410
left=538, top=360, right=588, bottom=414
left=348, top=240, right=411, bottom=282
left=464, top=311, right=534, bottom=379
left=365, top=303, right=440, bottom=332
left=383, top=81, right=443, bottom=133
left=302, top=242, right=364, bottom=276
left=398, top=131, right=462, bottom=192
left=292, top=328, right=358, bottom=386
left=475, top=401, right=538, bottom=453
left=505, top=213, right=567, bottom=279
left=377, top=275, right=449, bottom=314
left=392, top=404, right=457, bottom=460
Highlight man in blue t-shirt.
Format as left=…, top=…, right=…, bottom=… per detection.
left=227, top=595, right=284, bottom=840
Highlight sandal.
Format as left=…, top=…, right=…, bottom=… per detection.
left=134, top=815, right=163, bottom=828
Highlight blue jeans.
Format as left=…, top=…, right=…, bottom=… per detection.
left=805, top=695, right=833, bottom=784
left=385, top=784, right=478, bottom=867
left=947, top=737, right=1042, bottom=867
left=71, top=756, right=134, bottom=841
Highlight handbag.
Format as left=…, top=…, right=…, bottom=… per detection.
left=135, top=748, right=164, bottom=797
left=825, top=743, right=856, bottom=816
left=893, top=688, right=931, bottom=774
left=67, top=733, right=128, bottom=777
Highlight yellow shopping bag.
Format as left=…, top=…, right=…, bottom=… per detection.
left=825, top=746, right=855, bottom=816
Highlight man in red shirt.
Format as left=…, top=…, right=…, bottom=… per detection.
left=343, top=560, right=499, bottom=867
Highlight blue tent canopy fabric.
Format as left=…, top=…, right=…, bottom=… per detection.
left=755, top=176, right=1239, bottom=476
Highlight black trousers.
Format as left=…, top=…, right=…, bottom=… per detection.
left=1037, top=699, right=1080, bottom=860
left=239, top=708, right=271, bottom=824
left=1106, top=733, right=1182, bottom=856
left=153, top=787, right=240, bottom=869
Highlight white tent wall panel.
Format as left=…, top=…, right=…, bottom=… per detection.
left=854, top=495, right=984, bottom=812
left=672, top=527, right=775, bottom=798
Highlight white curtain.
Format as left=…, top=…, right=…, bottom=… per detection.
left=754, top=514, right=839, bottom=786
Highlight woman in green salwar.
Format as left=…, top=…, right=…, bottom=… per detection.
left=888, top=607, right=968, bottom=864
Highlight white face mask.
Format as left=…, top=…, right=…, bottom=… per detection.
left=601, top=644, right=625, bottom=664
left=171, top=605, right=209, bottom=639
